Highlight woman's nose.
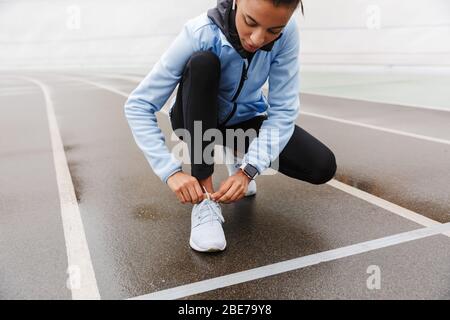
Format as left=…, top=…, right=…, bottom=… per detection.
left=250, top=29, right=265, bottom=47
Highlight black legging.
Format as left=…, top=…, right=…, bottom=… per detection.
left=170, top=51, right=337, bottom=184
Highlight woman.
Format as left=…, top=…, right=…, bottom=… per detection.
left=124, top=0, right=337, bottom=252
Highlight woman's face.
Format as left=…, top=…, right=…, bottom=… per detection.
left=234, top=0, right=296, bottom=52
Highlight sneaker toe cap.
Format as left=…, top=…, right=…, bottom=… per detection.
left=190, top=224, right=226, bottom=251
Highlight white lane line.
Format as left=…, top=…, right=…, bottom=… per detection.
left=64, top=76, right=449, bottom=230
left=71, top=72, right=450, bottom=113
left=130, top=222, right=450, bottom=300
left=84, top=73, right=143, bottom=83
left=327, top=179, right=450, bottom=237
left=302, top=111, right=450, bottom=145
left=301, top=91, right=450, bottom=113
left=18, top=76, right=100, bottom=300
left=88, top=73, right=450, bottom=146
left=62, top=75, right=171, bottom=116
left=64, top=76, right=130, bottom=97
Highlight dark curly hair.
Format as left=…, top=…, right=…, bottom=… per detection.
left=271, top=0, right=304, bottom=15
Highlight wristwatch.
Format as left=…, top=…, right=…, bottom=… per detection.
left=239, top=163, right=259, bottom=180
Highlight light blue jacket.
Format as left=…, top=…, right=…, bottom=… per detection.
left=124, top=11, right=300, bottom=183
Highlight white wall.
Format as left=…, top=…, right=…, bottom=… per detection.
left=0, top=0, right=215, bottom=70
left=1, top=0, right=449, bottom=73
left=299, top=0, right=450, bottom=73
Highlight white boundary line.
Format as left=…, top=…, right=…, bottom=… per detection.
left=327, top=179, right=450, bottom=237
left=130, top=222, right=450, bottom=300
left=302, top=111, right=450, bottom=145
left=86, top=73, right=450, bottom=146
left=84, top=72, right=450, bottom=113
left=63, top=75, right=161, bottom=114
left=88, top=73, right=143, bottom=83
left=17, top=76, right=100, bottom=300
left=300, top=91, right=450, bottom=113
left=66, top=76, right=130, bottom=97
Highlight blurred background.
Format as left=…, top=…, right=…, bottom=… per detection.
left=1, top=0, right=450, bottom=109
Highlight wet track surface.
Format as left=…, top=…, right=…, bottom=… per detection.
left=0, top=73, right=449, bottom=299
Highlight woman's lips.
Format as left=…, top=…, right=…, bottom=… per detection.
left=244, top=41, right=258, bottom=51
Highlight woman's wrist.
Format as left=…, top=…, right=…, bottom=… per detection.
left=237, top=168, right=252, bottom=182
left=166, top=170, right=183, bottom=184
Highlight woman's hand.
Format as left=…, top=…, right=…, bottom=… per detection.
left=167, top=171, right=205, bottom=204
left=211, top=170, right=251, bottom=204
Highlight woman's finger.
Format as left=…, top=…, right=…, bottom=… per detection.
left=180, top=188, right=192, bottom=204
left=211, top=178, right=232, bottom=201
left=193, top=182, right=205, bottom=202
left=228, top=185, right=245, bottom=203
left=218, top=181, right=240, bottom=203
left=187, top=184, right=200, bottom=204
left=176, top=190, right=186, bottom=203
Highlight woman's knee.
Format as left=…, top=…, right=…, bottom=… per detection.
left=309, top=149, right=337, bottom=185
left=175, top=51, right=221, bottom=118
left=185, top=51, right=221, bottom=79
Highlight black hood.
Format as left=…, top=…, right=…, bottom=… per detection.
left=207, top=0, right=282, bottom=59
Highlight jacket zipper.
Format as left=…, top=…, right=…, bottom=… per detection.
left=231, top=59, right=249, bottom=101
left=220, top=58, right=249, bottom=126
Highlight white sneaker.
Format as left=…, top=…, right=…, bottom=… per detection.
left=223, top=147, right=257, bottom=197
left=190, top=194, right=226, bottom=252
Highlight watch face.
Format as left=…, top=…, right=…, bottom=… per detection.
left=244, top=164, right=258, bottom=178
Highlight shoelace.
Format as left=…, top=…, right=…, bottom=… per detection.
left=195, top=187, right=225, bottom=225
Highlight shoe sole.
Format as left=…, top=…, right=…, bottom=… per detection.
left=245, top=185, right=257, bottom=197
left=189, top=238, right=227, bottom=252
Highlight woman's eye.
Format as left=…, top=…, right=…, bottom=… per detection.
left=245, top=19, right=257, bottom=27
left=244, top=17, right=281, bottom=35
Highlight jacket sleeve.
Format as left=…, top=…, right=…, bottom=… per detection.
left=242, top=18, right=300, bottom=175
left=124, top=21, right=202, bottom=183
